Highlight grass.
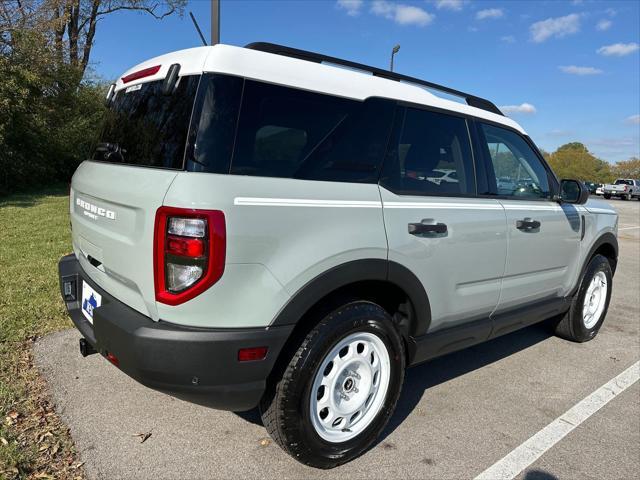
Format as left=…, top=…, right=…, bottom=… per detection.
left=0, top=187, right=84, bottom=479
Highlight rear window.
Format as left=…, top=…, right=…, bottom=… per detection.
left=614, top=179, right=634, bottom=185
left=92, top=75, right=200, bottom=169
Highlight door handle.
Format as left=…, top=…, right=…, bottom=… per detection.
left=516, top=218, right=541, bottom=231
left=408, top=222, right=448, bottom=235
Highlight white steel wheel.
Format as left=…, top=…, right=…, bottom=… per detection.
left=582, top=271, right=608, bottom=329
left=309, top=332, right=391, bottom=443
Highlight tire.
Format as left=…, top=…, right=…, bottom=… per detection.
left=603, top=194, right=611, bottom=199
left=555, top=254, right=612, bottom=342
left=622, top=194, right=629, bottom=201
left=259, top=301, right=405, bottom=469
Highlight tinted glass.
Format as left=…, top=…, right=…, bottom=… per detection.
left=297, top=98, right=395, bottom=183
left=480, top=124, right=550, bottom=199
left=93, top=75, right=199, bottom=169
left=380, top=107, right=475, bottom=196
left=614, top=179, right=633, bottom=185
left=229, top=81, right=393, bottom=182
left=188, top=74, right=243, bottom=174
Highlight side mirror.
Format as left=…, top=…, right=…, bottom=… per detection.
left=560, top=179, right=589, bottom=204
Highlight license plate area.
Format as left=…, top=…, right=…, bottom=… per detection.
left=81, top=281, right=102, bottom=324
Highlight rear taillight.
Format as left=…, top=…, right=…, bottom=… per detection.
left=154, top=207, right=226, bottom=306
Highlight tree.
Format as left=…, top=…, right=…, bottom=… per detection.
left=1, top=0, right=186, bottom=78
left=612, top=157, right=640, bottom=179
left=0, top=1, right=184, bottom=194
left=547, top=142, right=613, bottom=183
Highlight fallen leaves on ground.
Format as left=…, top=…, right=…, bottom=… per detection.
left=132, top=432, right=152, bottom=444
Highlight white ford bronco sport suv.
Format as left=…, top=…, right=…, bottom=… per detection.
left=58, top=43, right=619, bottom=468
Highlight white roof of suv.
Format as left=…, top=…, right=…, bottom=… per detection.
left=116, top=43, right=527, bottom=135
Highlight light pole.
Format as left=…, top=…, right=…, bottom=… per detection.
left=211, top=0, right=220, bottom=45
left=390, top=44, right=400, bottom=72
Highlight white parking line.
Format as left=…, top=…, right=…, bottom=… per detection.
left=618, top=226, right=640, bottom=231
left=474, top=361, right=640, bottom=480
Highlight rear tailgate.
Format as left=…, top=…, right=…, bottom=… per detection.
left=69, top=48, right=208, bottom=319
left=71, top=162, right=178, bottom=319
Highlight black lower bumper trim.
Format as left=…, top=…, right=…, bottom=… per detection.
left=58, top=254, right=293, bottom=411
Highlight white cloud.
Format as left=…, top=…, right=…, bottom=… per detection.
left=436, top=0, right=463, bottom=11
left=371, top=1, right=434, bottom=26
left=476, top=8, right=503, bottom=20
left=597, top=42, right=640, bottom=57
left=499, top=103, right=537, bottom=116
left=530, top=14, right=580, bottom=43
left=559, top=65, right=603, bottom=75
left=596, top=19, right=612, bottom=31
left=501, top=35, right=516, bottom=43
left=336, top=0, right=364, bottom=16
left=626, top=115, right=640, bottom=125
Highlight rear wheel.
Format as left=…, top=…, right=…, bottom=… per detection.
left=555, top=254, right=612, bottom=342
left=603, top=193, right=611, bottom=199
left=260, top=301, right=405, bottom=469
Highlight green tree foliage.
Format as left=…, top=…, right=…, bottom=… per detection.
left=547, top=142, right=614, bottom=183
left=611, top=157, right=640, bottom=179
left=0, top=1, right=185, bottom=195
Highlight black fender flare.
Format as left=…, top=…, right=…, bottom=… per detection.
left=269, top=259, right=431, bottom=336
left=569, top=232, right=618, bottom=298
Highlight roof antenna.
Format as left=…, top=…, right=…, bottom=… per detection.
left=189, top=11, right=208, bottom=46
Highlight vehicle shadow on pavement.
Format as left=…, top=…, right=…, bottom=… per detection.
left=381, top=321, right=554, bottom=441
left=523, top=469, right=559, bottom=480
left=234, top=322, right=554, bottom=431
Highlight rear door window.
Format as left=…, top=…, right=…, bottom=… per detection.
left=93, top=75, right=200, bottom=169
left=380, top=107, right=476, bottom=196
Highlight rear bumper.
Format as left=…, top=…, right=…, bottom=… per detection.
left=58, top=254, right=293, bottom=411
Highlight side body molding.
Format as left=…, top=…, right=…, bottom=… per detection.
left=269, top=259, right=432, bottom=336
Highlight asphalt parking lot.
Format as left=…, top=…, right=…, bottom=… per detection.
left=35, top=198, right=639, bottom=480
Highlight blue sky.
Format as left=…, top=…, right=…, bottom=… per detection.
left=90, top=0, right=640, bottom=162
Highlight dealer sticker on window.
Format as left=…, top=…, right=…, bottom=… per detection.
left=81, top=281, right=102, bottom=324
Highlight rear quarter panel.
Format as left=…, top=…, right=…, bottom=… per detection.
left=159, top=173, right=387, bottom=328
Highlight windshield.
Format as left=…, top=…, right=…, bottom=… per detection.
left=614, top=179, right=633, bottom=185
left=92, top=75, right=200, bottom=169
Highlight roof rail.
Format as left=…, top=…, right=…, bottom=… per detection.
left=245, top=42, right=503, bottom=116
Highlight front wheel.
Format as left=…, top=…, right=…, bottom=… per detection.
left=555, top=254, right=612, bottom=342
left=260, top=301, right=405, bottom=468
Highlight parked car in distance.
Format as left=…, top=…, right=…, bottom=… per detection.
left=584, top=182, right=600, bottom=195
left=595, top=184, right=604, bottom=196
left=58, top=42, right=620, bottom=469
left=603, top=178, right=640, bottom=200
